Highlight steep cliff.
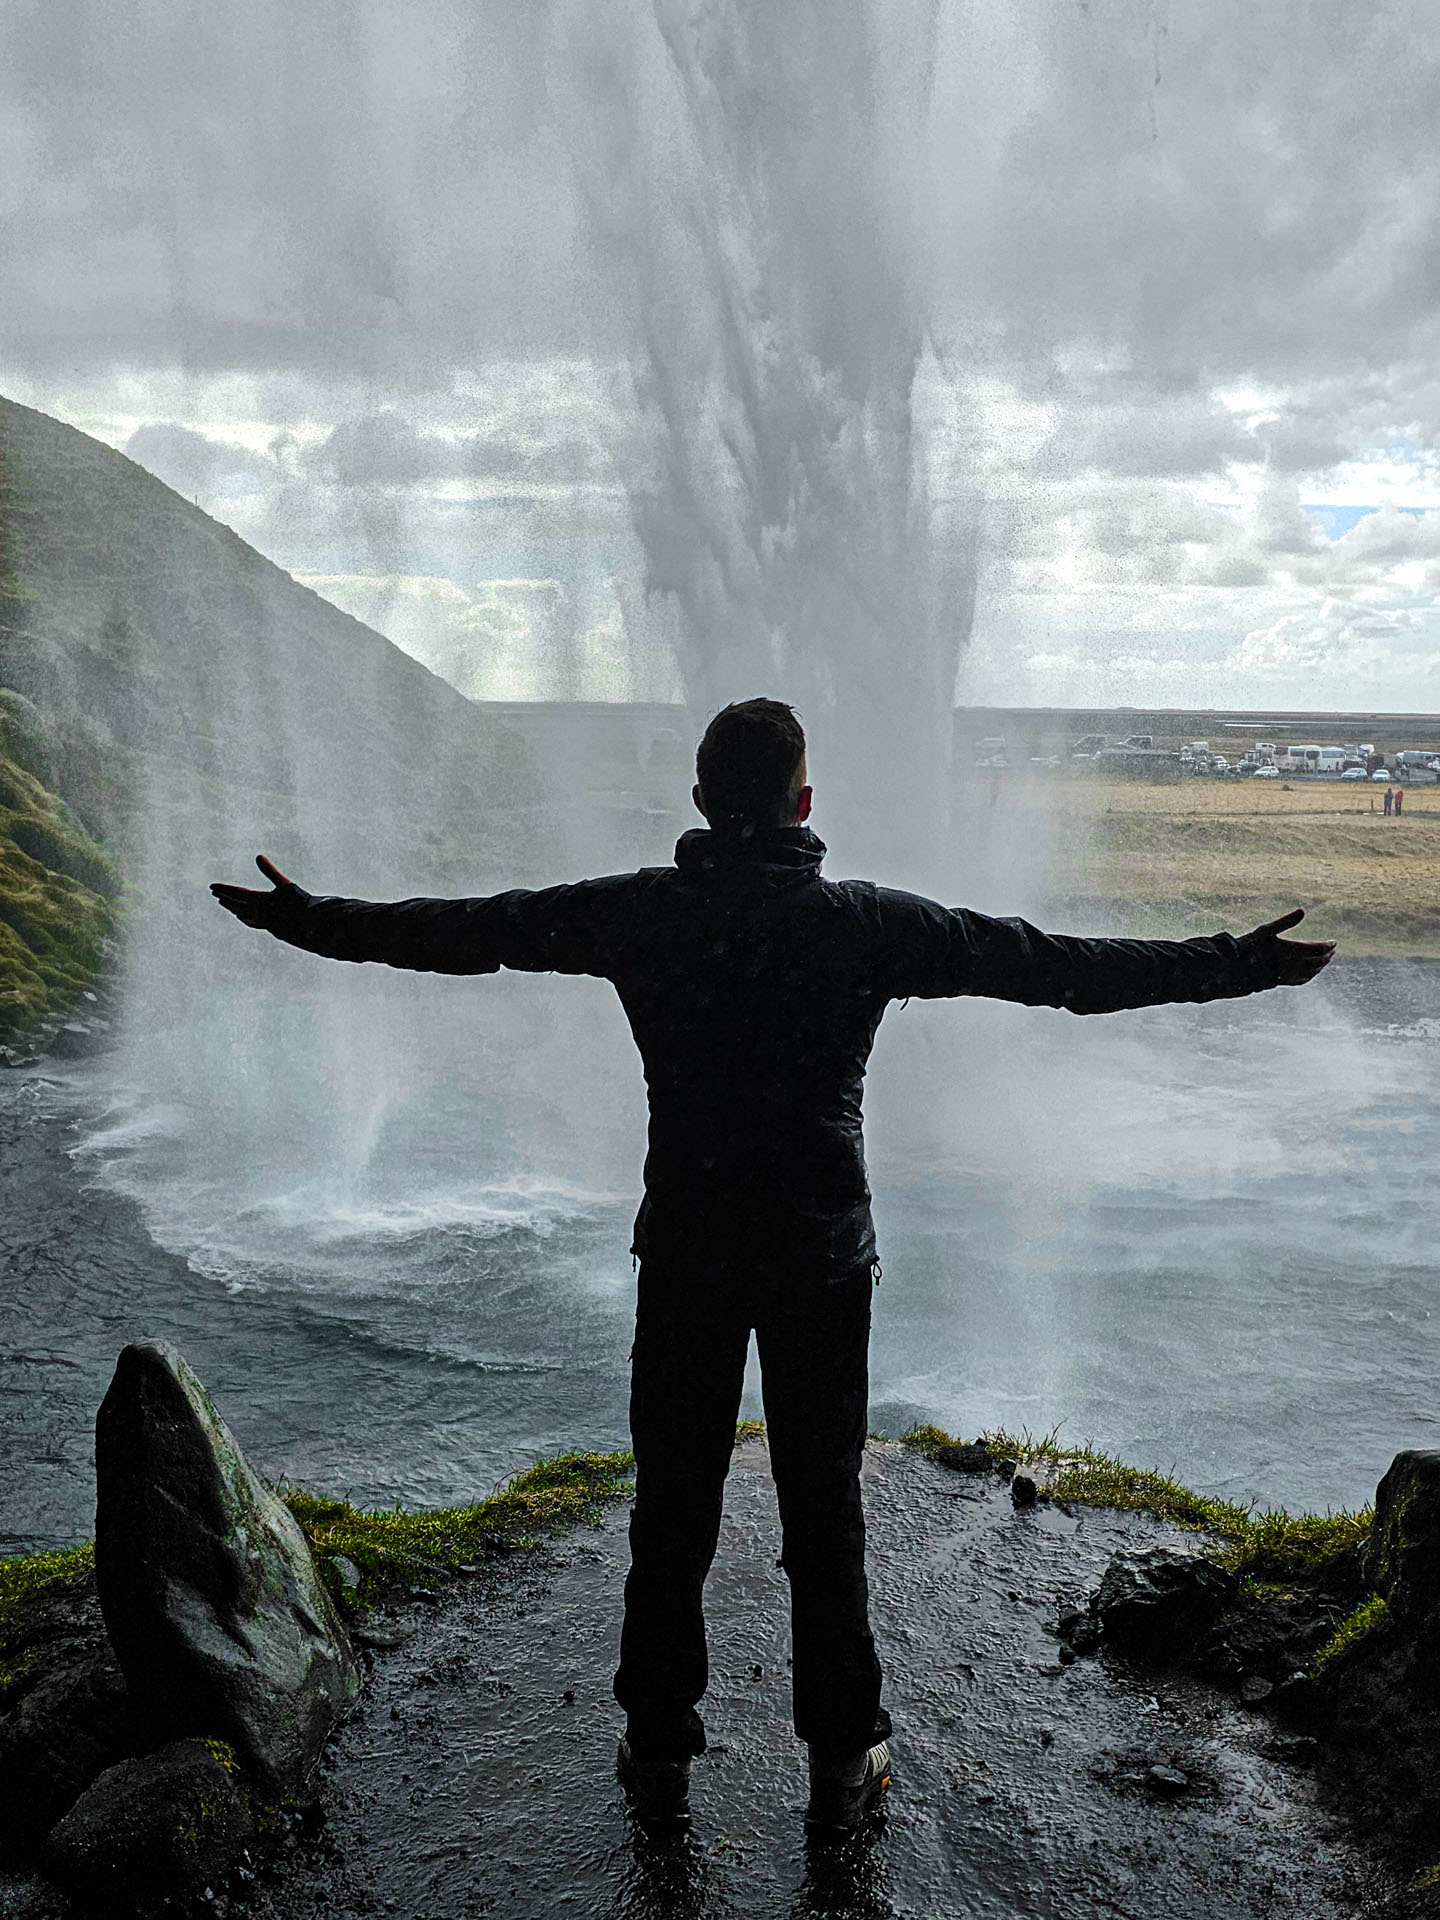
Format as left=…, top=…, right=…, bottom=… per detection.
left=0, top=398, right=547, bottom=1032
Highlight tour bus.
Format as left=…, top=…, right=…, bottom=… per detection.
left=1316, top=747, right=1347, bottom=774
left=1277, top=744, right=1321, bottom=772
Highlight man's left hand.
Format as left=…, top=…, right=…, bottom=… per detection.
left=210, top=854, right=303, bottom=932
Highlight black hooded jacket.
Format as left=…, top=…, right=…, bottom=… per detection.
left=263, top=826, right=1283, bottom=1275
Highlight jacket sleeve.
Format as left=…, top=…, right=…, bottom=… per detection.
left=260, top=874, right=643, bottom=979
left=876, top=890, right=1283, bottom=1014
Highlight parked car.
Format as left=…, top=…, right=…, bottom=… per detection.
left=1371, top=769, right=1393, bottom=782
left=1251, top=765, right=1280, bottom=778
left=1340, top=767, right=1368, bottom=781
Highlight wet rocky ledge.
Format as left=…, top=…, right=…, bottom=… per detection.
left=2, top=1348, right=1437, bottom=1920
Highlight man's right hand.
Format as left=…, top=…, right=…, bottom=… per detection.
left=1245, top=907, right=1335, bottom=986
left=211, top=855, right=304, bottom=932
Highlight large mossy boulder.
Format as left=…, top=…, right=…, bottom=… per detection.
left=95, top=1342, right=359, bottom=1798
left=1362, top=1450, right=1440, bottom=1619
left=1302, top=1451, right=1440, bottom=1845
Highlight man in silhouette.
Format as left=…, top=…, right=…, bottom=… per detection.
left=213, top=697, right=1334, bottom=1832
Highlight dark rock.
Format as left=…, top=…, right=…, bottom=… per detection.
left=95, top=1341, right=361, bottom=1798
left=1056, top=1609, right=1100, bottom=1655
left=1271, top=1670, right=1331, bottom=1733
left=1146, top=1764, right=1189, bottom=1797
left=0, top=1640, right=137, bottom=1859
left=327, top=1556, right=362, bottom=1598
left=1192, top=1589, right=1325, bottom=1684
left=1295, top=1451, right=1440, bottom=1847
left=1313, top=1542, right=1368, bottom=1606
left=1011, top=1465, right=1043, bottom=1508
left=0, top=1562, right=106, bottom=1686
left=47, top=1021, right=108, bottom=1060
left=45, top=1737, right=254, bottom=1904
left=1093, top=1546, right=1237, bottom=1657
left=1239, top=1675, right=1274, bottom=1706
left=934, top=1442, right=994, bottom=1475
left=353, top=1623, right=418, bottom=1651
left=1364, top=1450, right=1440, bottom=1622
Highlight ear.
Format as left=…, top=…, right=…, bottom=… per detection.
left=795, top=784, right=813, bottom=824
left=692, top=782, right=708, bottom=821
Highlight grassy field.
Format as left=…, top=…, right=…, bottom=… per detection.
left=1011, top=775, right=1440, bottom=959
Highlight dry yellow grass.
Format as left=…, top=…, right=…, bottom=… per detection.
left=1017, top=776, right=1440, bottom=958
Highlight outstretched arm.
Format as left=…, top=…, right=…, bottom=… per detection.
left=881, top=894, right=1333, bottom=1013
left=210, top=855, right=636, bottom=978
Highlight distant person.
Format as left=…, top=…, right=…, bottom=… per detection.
left=1395, top=785, right=1405, bottom=816
left=1385, top=786, right=1394, bottom=816
left=212, top=698, right=1334, bottom=1835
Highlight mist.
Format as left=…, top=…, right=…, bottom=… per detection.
left=3, top=2, right=1440, bottom=1536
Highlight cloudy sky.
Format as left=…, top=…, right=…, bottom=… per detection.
left=4, top=0, right=1440, bottom=713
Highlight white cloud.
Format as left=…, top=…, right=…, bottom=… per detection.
left=298, top=573, right=680, bottom=703
left=7, top=5, right=1440, bottom=716
left=1232, top=599, right=1421, bottom=679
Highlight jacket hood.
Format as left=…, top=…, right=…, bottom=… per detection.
left=673, top=824, right=827, bottom=886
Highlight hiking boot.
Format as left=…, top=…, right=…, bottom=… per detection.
left=805, top=1739, right=891, bottom=1832
left=617, top=1733, right=692, bottom=1825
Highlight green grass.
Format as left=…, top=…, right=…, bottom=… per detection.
left=283, top=1449, right=635, bottom=1605
left=1313, top=1593, right=1388, bottom=1669
left=902, top=1424, right=1372, bottom=1577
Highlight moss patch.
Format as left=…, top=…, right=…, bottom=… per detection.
left=284, top=1449, right=635, bottom=1606
left=0, top=691, right=116, bottom=1035
left=902, top=1424, right=1372, bottom=1577
left=1313, top=1593, right=1388, bottom=1669
left=202, top=1737, right=242, bottom=1777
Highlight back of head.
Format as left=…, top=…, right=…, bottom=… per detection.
left=695, top=699, right=807, bottom=835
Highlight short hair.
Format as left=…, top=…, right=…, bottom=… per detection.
left=695, top=699, right=807, bottom=832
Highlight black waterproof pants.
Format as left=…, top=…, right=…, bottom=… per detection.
left=612, top=1260, right=890, bottom=1760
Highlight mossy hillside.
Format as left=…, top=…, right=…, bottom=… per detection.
left=0, top=691, right=116, bottom=1034
left=0, top=436, right=26, bottom=600
left=901, top=1424, right=1373, bottom=1580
